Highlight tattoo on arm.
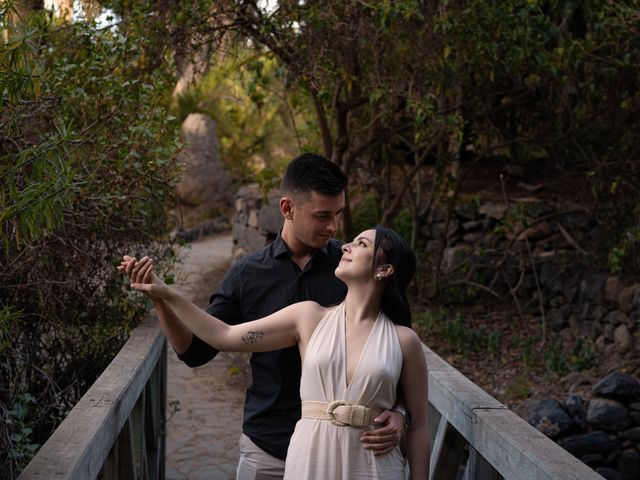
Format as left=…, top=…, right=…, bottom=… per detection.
left=241, top=330, right=264, bottom=345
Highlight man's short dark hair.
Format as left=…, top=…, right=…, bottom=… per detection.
left=281, top=153, right=347, bottom=198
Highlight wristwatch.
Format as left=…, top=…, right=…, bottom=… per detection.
left=391, top=405, right=412, bottom=428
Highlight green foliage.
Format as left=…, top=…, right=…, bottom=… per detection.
left=504, top=373, right=532, bottom=400
left=543, top=336, right=595, bottom=377
left=3, top=393, right=39, bottom=471
left=543, top=338, right=572, bottom=377
left=351, top=193, right=413, bottom=240
left=0, top=4, right=181, bottom=476
left=226, top=0, right=640, bottom=270
left=176, top=45, right=321, bottom=186
left=414, top=308, right=502, bottom=360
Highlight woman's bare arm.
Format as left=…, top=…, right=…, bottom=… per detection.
left=119, top=256, right=325, bottom=352
left=397, top=327, right=430, bottom=479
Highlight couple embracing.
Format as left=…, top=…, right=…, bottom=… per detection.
left=120, top=154, right=429, bottom=479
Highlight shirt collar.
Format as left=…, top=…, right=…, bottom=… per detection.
left=272, top=231, right=331, bottom=259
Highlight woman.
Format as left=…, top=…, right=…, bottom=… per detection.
left=120, top=226, right=429, bottom=479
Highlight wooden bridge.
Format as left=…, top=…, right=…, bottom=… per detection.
left=19, top=315, right=604, bottom=480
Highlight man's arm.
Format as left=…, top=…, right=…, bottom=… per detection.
left=175, top=288, right=243, bottom=367
left=123, top=255, right=241, bottom=367
left=154, top=298, right=193, bottom=354
left=359, top=398, right=406, bottom=455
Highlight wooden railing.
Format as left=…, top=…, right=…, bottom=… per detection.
left=425, top=344, right=605, bottom=480
left=19, top=316, right=166, bottom=480
left=20, top=315, right=605, bottom=480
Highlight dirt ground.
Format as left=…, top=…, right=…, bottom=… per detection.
left=165, top=233, right=250, bottom=480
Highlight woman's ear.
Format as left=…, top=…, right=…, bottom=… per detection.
left=376, top=264, right=395, bottom=280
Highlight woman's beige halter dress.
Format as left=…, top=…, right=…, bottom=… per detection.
left=284, top=302, right=406, bottom=479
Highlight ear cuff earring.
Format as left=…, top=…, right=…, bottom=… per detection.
left=375, top=274, right=383, bottom=281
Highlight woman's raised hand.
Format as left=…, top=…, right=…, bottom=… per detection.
left=117, top=255, right=171, bottom=299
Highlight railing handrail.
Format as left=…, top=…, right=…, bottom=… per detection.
left=19, top=316, right=165, bottom=480
left=424, top=343, right=605, bottom=480
left=19, top=316, right=603, bottom=480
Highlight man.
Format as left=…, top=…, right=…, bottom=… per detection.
left=144, top=153, right=407, bottom=479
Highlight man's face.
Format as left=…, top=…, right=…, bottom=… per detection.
left=288, top=190, right=346, bottom=249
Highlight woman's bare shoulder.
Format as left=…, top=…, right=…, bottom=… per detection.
left=394, top=325, right=424, bottom=356
left=291, top=301, right=330, bottom=320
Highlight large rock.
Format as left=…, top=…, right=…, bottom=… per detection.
left=620, top=427, right=640, bottom=441
left=595, top=468, right=623, bottom=480
left=613, top=324, right=633, bottom=354
left=478, top=202, right=508, bottom=220
left=517, top=398, right=572, bottom=438
left=605, top=310, right=632, bottom=327
left=558, top=430, right=620, bottom=457
left=587, top=398, right=632, bottom=431
left=174, top=113, right=233, bottom=227
left=619, top=284, right=640, bottom=313
left=593, top=372, right=640, bottom=403
left=257, top=201, right=283, bottom=235
left=606, top=276, right=623, bottom=303
left=565, top=394, right=587, bottom=429
left=578, top=271, right=608, bottom=302
left=618, top=448, right=640, bottom=480
left=556, top=211, right=594, bottom=231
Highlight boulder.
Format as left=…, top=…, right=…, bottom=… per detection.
left=538, top=262, right=564, bottom=293
left=620, top=427, right=640, bottom=442
left=517, top=397, right=572, bottom=438
left=558, top=430, right=619, bottom=457
left=478, top=202, right=508, bottom=220
left=587, top=398, right=632, bottom=431
left=578, top=271, right=608, bottom=302
left=606, top=276, right=623, bottom=303
left=618, top=448, right=640, bottom=480
left=556, top=211, right=594, bottom=231
left=595, top=468, right=623, bottom=480
left=174, top=113, right=233, bottom=227
left=454, top=202, right=480, bottom=220
left=461, top=220, right=484, bottom=232
left=605, top=311, right=632, bottom=327
left=604, top=323, right=616, bottom=342
left=592, top=305, right=608, bottom=322
left=257, top=200, right=283, bottom=235
left=565, top=394, right=587, bottom=429
left=593, top=372, right=640, bottom=403
left=619, top=284, right=640, bottom=313
left=613, top=324, right=633, bottom=354
left=513, top=221, right=552, bottom=241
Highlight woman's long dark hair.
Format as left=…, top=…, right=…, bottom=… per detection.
left=373, top=226, right=416, bottom=328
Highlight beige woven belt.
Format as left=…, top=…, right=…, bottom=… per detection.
left=301, top=400, right=383, bottom=427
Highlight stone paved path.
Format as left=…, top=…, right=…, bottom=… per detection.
left=165, top=233, right=250, bottom=480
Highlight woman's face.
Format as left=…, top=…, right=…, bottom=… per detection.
left=335, top=229, right=377, bottom=282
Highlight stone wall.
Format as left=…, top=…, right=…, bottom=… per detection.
left=423, top=199, right=640, bottom=362
left=232, top=191, right=640, bottom=362
left=519, top=372, right=640, bottom=480
left=231, top=184, right=283, bottom=262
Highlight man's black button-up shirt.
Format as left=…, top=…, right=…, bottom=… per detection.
left=177, top=233, right=347, bottom=460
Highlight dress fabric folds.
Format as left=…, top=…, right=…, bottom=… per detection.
left=284, top=302, right=406, bottom=480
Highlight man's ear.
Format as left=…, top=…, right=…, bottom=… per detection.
left=280, top=197, right=294, bottom=220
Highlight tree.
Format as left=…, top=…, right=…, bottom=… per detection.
left=0, top=3, right=180, bottom=475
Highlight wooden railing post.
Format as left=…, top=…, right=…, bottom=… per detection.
left=422, top=343, right=605, bottom=480
left=20, top=316, right=166, bottom=480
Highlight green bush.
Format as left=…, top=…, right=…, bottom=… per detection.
left=0, top=6, right=180, bottom=476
